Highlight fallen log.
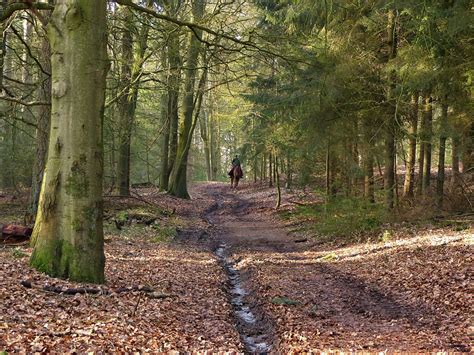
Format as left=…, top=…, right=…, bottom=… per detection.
left=20, top=280, right=174, bottom=299
left=2, top=224, right=33, bottom=237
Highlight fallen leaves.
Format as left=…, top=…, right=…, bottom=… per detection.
left=0, top=187, right=242, bottom=352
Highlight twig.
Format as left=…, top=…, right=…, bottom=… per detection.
left=131, top=293, right=143, bottom=317
left=21, top=280, right=175, bottom=299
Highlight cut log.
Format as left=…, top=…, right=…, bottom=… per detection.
left=2, top=224, right=33, bottom=237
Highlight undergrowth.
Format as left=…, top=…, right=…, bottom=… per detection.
left=283, top=196, right=387, bottom=242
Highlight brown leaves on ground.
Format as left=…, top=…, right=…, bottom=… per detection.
left=228, top=184, right=473, bottom=352
left=240, top=238, right=472, bottom=352
left=0, top=183, right=472, bottom=352
left=0, top=187, right=241, bottom=352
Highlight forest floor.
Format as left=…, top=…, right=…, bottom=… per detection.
left=0, top=182, right=472, bottom=352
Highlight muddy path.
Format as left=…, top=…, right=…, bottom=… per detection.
left=193, top=182, right=471, bottom=352
left=199, top=183, right=285, bottom=353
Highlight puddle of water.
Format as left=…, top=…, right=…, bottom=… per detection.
left=215, top=244, right=271, bottom=353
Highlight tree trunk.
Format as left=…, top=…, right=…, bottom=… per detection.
left=162, top=14, right=181, bottom=188
left=0, top=20, right=6, bottom=93
left=461, top=122, right=474, bottom=174
left=199, top=90, right=212, bottom=180
left=115, top=8, right=149, bottom=196
left=268, top=152, right=273, bottom=187
left=158, top=47, right=168, bottom=189
left=422, top=95, right=433, bottom=193
left=168, top=1, right=206, bottom=198
left=451, top=135, right=460, bottom=189
left=403, top=93, right=418, bottom=198
left=30, top=0, right=108, bottom=283
left=436, top=101, right=448, bottom=208
left=417, top=113, right=425, bottom=195
left=362, top=118, right=375, bottom=203
left=275, top=154, right=281, bottom=209
left=115, top=8, right=133, bottom=196
left=30, top=27, right=52, bottom=219
left=209, top=103, right=219, bottom=180
left=384, top=9, right=398, bottom=210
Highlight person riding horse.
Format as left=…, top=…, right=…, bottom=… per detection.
left=228, top=155, right=243, bottom=189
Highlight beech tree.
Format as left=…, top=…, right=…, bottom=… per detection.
left=29, top=0, right=108, bottom=283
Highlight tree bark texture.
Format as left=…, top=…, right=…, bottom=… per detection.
left=168, top=0, right=205, bottom=198
left=115, top=8, right=149, bottom=196
left=422, top=95, right=433, bottom=192
left=436, top=101, right=448, bottom=208
left=30, top=0, right=108, bottom=283
left=30, top=29, right=52, bottom=219
left=162, top=3, right=182, bottom=188
left=362, top=117, right=375, bottom=203
left=403, top=93, right=418, bottom=198
left=384, top=9, right=397, bottom=210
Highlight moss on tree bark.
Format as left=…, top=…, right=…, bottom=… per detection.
left=30, top=0, right=108, bottom=283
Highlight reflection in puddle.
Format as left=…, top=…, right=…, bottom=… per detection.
left=215, top=245, right=271, bottom=353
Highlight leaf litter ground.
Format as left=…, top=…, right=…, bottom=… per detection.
left=0, top=183, right=472, bottom=352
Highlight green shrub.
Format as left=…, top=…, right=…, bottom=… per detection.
left=151, top=224, right=177, bottom=243
left=289, top=196, right=387, bottom=242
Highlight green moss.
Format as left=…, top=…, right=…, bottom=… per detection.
left=31, top=235, right=104, bottom=284
left=12, top=247, right=27, bottom=259
left=65, top=4, right=83, bottom=31
left=30, top=238, right=60, bottom=276
left=65, top=161, right=89, bottom=198
left=285, top=197, right=386, bottom=243
left=151, top=225, right=177, bottom=243
left=271, top=297, right=300, bottom=306
left=115, top=210, right=129, bottom=223
left=71, top=218, right=83, bottom=231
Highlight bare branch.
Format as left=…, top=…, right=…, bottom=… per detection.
left=0, top=2, right=53, bottom=23
left=0, top=95, right=50, bottom=106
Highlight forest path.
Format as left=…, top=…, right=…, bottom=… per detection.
left=191, top=182, right=471, bottom=352
left=201, top=183, right=295, bottom=252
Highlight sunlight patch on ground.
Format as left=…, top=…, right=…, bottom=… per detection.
left=234, top=229, right=472, bottom=268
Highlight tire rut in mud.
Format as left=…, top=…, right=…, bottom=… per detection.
left=204, top=187, right=276, bottom=353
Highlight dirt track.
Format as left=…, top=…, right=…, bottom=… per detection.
left=195, top=182, right=472, bottom=352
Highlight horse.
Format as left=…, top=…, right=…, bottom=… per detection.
left=228, top=165, right=243, bottom=189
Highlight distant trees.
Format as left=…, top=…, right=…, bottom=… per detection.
left=244, top=0, right=473, bottom=210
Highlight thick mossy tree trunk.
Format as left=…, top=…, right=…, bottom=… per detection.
left=403, top=93, right=418, bottom=198
left=30, top=0, right=108, bottom=283
left=168, top=0, right=205, bottom=198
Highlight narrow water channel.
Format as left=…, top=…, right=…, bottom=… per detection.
left=215, top=244, right=271, bottom=354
